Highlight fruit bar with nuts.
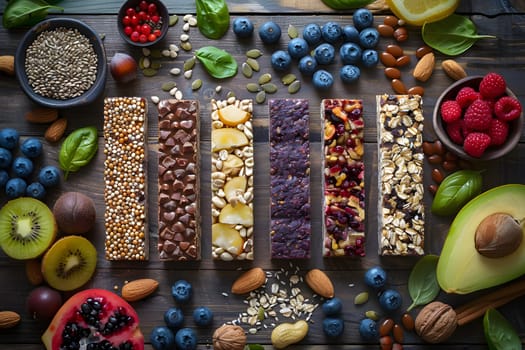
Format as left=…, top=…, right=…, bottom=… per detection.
left=157, top=99, right=200, bottom=261
left=211, top=98, right=255, bottom=261
left=377, top=94, right=425, bottom=256
left=269, top=99, right=311, bottom=259
left=321, top=99, right=366, bottom=257
left=103, top=97, right=148, bottom=261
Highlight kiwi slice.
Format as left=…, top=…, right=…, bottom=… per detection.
left=0, top=197, right=57, bottom=260
left=41, top=235, right=97, bottom=291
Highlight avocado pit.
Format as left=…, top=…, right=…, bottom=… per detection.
left=474, top=213, right=523, bottom=258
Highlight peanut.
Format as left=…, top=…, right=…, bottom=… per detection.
left=271, top=320, right=309, bottom=349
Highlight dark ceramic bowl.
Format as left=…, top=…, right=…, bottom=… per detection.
left=118, top=0, right=169, bottom=47
left=15, top=18, right=107, bottom=109
left=433, top=76, right=523, bottom=161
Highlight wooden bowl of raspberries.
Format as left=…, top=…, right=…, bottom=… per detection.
left=433, top=73, right=523, bottom=161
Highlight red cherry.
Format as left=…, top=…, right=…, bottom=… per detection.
left=141, top=24, right=151, bottom=35
left=148, top=33, right=157, bottom=42
left=151, top=15, right=160, bottom=23
left=153, top=29, right=162, bottom=37
left=138, top=11, right=148, bottom=21
left=126, top=7, right=135, bottom=17
left=124, top=26, right=133, bottom=36
left=130, top=15, right=139, bottom=26
left=139, top=0, right=148, bottom=11
left=130, top=31, right=140, bottom=42
left=148, top=3, right=157, bottom=14
left=139, top=34, right=148, bottom=43
left=135, top=25, right=142, bottom=33
left=122, top=15, right=131, bottom=26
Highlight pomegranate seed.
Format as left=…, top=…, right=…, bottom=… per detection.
left=153, top=29, right=162, bottom=37
left=141, top=24, right=151, bottom=35
left=139, top=0, right=148, bottom=11
left=148, top=33, right=157, bottom=42
left=122, top=15, right=131, bottom=26
left=139, top=34, right=148, bottom=43
left=124, top=26, right=133, bottom=36
left=138, top=11, right=148, bottom=21
left=148, top=3, right=157, bottom=14
left=126, top=7, right=135, bottom=17
left=151, top=15, right=159, bottom=23
left=130, top=15, right=139, bottom=26
left=130, top=31, right=140, bottom=42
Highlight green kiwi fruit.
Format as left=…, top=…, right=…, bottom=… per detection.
left=41, top=235, right=97, bottom=291
left=0, top=197, right=57, bottom=260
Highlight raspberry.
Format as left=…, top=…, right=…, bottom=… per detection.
left=488, top=118, right=509, bottom=146
left=479, top=72, right=507, bottom=99
left=445, top=120, right=464, bottom=144
left=440, top=100, right=462, bottom=123
left=455, top=87, right=479, bottom=109
left=463, top=132, right=491, bottom=158
left=463, top=99, right=492, bottom=131
left=494, top=96, right=522, bottom=121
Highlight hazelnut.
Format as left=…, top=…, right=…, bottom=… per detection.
left=53, top=192, right=96, bottom=235
left=475, top=213, right=523, bottom=258
left=415, top=301, right=457, bottom=343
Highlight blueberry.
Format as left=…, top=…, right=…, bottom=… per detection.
left=193, top=306, right=213, bottom=327
left=271, top=50, right=292, bottom=71
left=171, top=280, right=193, bottom=304
left=287, top=37, right=309, bottom=59
left=5, top=178, right=27, bottom=199
left=26, top=182, right=46, bottom=200
left=12, top=157, right=34, bottom=178
left=361, top=49, right=379, bottom=67
left=322, top=297, right=343, bottom=316
left=321, top=21, right=342, bottom=44
left=340, top=65, right=361, bottom=84
left=379, top=289, right=402, bottom=312
left=364, top=266, right=387, bottom=289
left=359, top=318, right=379, bottom=340
left=312, top=70, right=334, bottom=90
left=359, top=27, right=380, bottom=49
left=258, top=21, right=281, bottom=44
left=298, top=55, right=318, bottom=76
left=302, top=23, right=322, bottom=46
left=232, top=17, right=254, bottom=38
left=0, top=169, right=9, bottom=188
left=21, top=138, right=43, bottom=158
left=342, top=25, right=360, bottom=43
left=175, top=327, right=197, bottom=350
left=38, top=165, right=60, bottom=188
left=150, top=326, right=176, bottom=350
left=314, top=43, right=335, bottom=65
left=0, top=148, right=12, bottom=169
left=353, top=8, right=374, bottom=30
left=339, top=42, right=362, bottom=65
left=0, top=128, right=19, bottom=150
left=323, top=317, right=344, bottom=338
left=164, top=307, right=184, bottom=329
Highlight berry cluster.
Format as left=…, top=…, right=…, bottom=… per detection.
left=440, top=73, right=522, bottom=158
left=121, top=0, right=163, bottom=43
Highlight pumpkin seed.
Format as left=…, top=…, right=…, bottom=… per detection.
left=257, top=307, right=265, bottom=321
left=175, top=90, right=183, bottom=100
left=365, top=310, right=380, bottom=321
left=192, top=79, right=203, bottom=90
left=241, top=62, right=253, bottom=78
left=142, top=48, right=151, bottom=57
left=151, top=96, right=160, bottom=104
left=354, top=292, right=369, bottom=305
left=258, top=73, right=272, bottom=85
left=288, top=80, right=301, bottom=94
left=246, top=49, right=263, bottom=59
left=281, top=73, right=297, bottom=85
left=261, top=83, right=278, bottom=94
left=170, top=68, right=181, bottom=75
left=246, top=83, right=261, bottom=93
left=215, top=85, right=222, bottom=93
left=169, top=15, right=179, bottom=26
left=184, top=56, right=196, bottom=71
left=288, top=24, right=299, bottom=39
left=143, top=57, right=151, bottom=69
left=246, top=58, right=260, bottom=72
left=161, top=82, right=177, bottom=91
left=226, top=91, right=236, bottom=99
left=150, top=49, right=163, bottom=58
left=255, top=90, right=266, bottom=104
left=142, top=68, right=158, bottom=77
left=180, top=33, right=190, bottom=42
left=151, top=60, right=162, bottom=69
left=181, top=41, right=192, bottom=51
left=184, top=69, right=193, bottom=79
left=138, top=56, right=145, bottom=70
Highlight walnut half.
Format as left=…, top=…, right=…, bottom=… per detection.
left=415, top=301, right=458, bottom=343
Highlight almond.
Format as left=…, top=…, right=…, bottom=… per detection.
left=0, top=55, right=14, bottom=76
left=25, top=258, right=44, bottom=286
left=121, top=278, right=159, bottom=302
left=231, top=267, right=266, bottom=294
left=45, top=117, right=68, bottom=142
left=442, top=59, right=467, bottom=81
left=25, top=107, right=59, bottom=124
left=0, top=311, right=21, bottom=329
left=412, top=52, right=435, bottom=82
left=305, top=269, right=334, bottom=298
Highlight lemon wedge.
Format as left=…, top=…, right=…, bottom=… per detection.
left=386, top=0, right=460, bottom=26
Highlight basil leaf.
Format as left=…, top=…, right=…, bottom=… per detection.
left=321, top=0, right=374, bottom=10
left=431, top=170, right=482, bottom=216
left=195, top=46, right=238, bottom=79
left=407, top=255, right=440, bottom=311
left=244, top=345, right=265, bottom=350
left=3, top=0, right=63, bottom=29
left=59, top=126, right=98, bottom=180
left=422, top=14, right=496, bottom=56
left=196, top=0, right=229, bottom=40
left=483, top=309, right=522, bottom=350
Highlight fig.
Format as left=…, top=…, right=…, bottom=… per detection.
left=53, top=192, right=96, bottom=235
left=110, top=52, right=138, bottom=83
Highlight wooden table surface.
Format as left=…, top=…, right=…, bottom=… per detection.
left=1, top=0, right=525, bottom=349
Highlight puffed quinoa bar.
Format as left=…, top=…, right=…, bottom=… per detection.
left=103, top=97, right=148, bottom=261
left=377, top=94, right=425, bottom=256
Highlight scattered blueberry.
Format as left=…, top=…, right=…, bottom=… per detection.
left=364, top=266, right=387, bottom=289
left=287, top=37, right=309, bottom=59
left=271, top=50, right=292, bottom=71
left=322, top=297, right=343, bottom=316
left=302, top=23, right=322, bottom=46
left=379, top=289, right=402, bottom=312
left=12, top=157, right=34, bottom=178
left=353, top=8, right=374, bottom=30
left=298, top=55, right=318, bottom=76
left=314, top=43, right=335, bottom=65
left=342, top=25, right=360, bottom=43
left=164, top=307, right=184, bottom=330
left=232, top=17, right=254, bottom=38
left=340, top=65, right=361, bottom=84
left=150, top=326, right=176, bottom=350
left=26, top=182, right=46, bottom=200
left=258, top=21, right=281, bottom=44
left=361, top=49, right=379, bottom=67
left=359, top=318, right=379, bottom=340
left=0, top=128, right=19, bottom=150
left=0, top=148, right=12, bottom=169
left=38, top=165, right=60, bottom=188
left=323, top=317, right=345, bottom=338
left=5, top=178, right=27, bottom=199
left=321, top=21, right=342, bottom=44
left=171, top=280, right=193, bottom=304
left=339, top=42, right=362, bottom=65
left=312, top=69, right=334, bottom=90
left=175, top=327, right=197, bottom=350
left=193, top=306, right=213, bottom=327
left=359, top=27, right=380, bottom=49
left=21, top=138, right=43, bottom=158
left=0, top=170, right=9, bottom=188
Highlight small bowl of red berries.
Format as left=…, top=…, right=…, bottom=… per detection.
left=433, top=73, right=523, bottom=161
left=118, top=0, right=169, bottom=47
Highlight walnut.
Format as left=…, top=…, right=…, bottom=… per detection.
left=415, top=301, right=458, bottom=343
left=212, top=324, right=247, bottom=350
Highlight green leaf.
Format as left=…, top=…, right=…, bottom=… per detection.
left=422, top=14, right=496, bottom=56
left=3, top=0, right=63, bottom=29
left=483, top=309, right=522, bottom=350
left=195, top=0, right=230, bottom=40
left=321, top=0, right=374, bottom=10
left=431, top=170, right=483, bottom=216
left=59, top=126, right=98, bottom=180
left=407, top=255, right=440, bottom=311
left=244, top=345, right=265, bottom=350
left=195, top=46, right=238, bottom=79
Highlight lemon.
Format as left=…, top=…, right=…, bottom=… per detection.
left=386, top=0, right=460, bottom=26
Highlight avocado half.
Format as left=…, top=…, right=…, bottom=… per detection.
left=437, top=184, right=525, bottom=294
